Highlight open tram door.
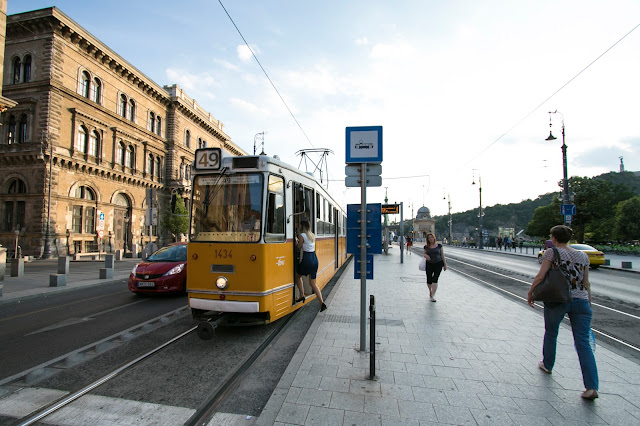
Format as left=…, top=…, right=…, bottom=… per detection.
left=292, top=183, right=314, bottom=304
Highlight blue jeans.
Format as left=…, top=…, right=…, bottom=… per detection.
left=542, top=298, right=598, bottom=390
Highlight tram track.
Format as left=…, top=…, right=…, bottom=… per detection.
left=6, top=307, right=300, bottom=426
left=443, top=252, right=640, bottom=361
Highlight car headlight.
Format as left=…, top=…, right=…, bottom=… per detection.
left=163, top=263, right=185, bottom=276
left=132, top=263, right=140, bottom=274
left=216, top=276, right=228, bottom=289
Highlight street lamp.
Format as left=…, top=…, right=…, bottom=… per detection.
left=472, top=170, right=484, bottom=249
left=545, top=110, right=571, bottom=226
left=42, top=132, right=53, bottom=259
left=443, top=193, right=452, bottom=244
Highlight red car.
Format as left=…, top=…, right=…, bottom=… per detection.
left=128, top=243, right=187, bottom=294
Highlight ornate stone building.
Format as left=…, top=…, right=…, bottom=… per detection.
left=413, top=206, right=435, bottom=241
left=0, top=7, right=245, bottom=257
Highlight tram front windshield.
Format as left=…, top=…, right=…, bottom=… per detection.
left=191, top=173, right=263, bottom=242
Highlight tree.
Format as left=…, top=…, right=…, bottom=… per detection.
left=570, top=176, right=634, bottom=242
left=161, top=196, right=189, bottom=240
left=525, top=197, right=562, bottom=238
left=613, top=196, right=640, bottom=241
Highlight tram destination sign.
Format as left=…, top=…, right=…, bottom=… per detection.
left=381, top=204, right=400, bottom=214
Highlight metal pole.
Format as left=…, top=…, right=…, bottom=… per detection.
left=448, top=194, right=452, bottom=244
left=42, top=135, right=53, bottom=259
left=369, top=294, right=375, bottom=380
left=359, top=163, right=367, bottom=352
left=478, top=176, right=483, bottom=249
left=400, top=202, right=404, bottom=264
left=561, top=124, right=570, bottom=226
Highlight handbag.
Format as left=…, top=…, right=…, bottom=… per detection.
left=531, top=248, right=572, bottom=303
left=418, top=257, right=426, bottom=271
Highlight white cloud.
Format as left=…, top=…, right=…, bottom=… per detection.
left=237, top=44, right=259, bottom=63
left=165, top=68, right=219, bottom=96
left=355, top=36, right=368, bottom=46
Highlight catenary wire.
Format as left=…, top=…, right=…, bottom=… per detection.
left=217, top=0, right=315, bottom=151
left=463, top=22, right=640, bottom=167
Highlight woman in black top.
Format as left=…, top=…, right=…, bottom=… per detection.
left=423, top=233, right=447, bottom=302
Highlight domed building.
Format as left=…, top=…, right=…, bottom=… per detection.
left=413, top=206, right=435, bottom=242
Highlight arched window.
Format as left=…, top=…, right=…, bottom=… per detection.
left=12, top=57, right=21, bottom=84
left=72, top=186, right=96, bottom=234
left=76, top=126, right=88, bottom=153
left=185, top=130, right=191, bottom=148
left=81, top=71, right=91, bottom=98
left=117, top=141, right=125, bottom=165
left=156, top=116, right=162, bottom=136
left=89, top=130, right=99, bottom=157
left=4, top=179, right=27, bottom=232
left=7, top=115, right=16, bottom=144
left=149, top=112, right=156, bottom=132
left=92, top=78, right=101, bottom=103
left=23, top=55, right=32, bottom=83
left=18, top=115, right=28, bottom=143
left=8, top=178, right=27, bottom=194
left=155, top=156, right=161, bottom=179
left=129, top=99, right=136, bottom=122
left=126, top=146, right=135, bottom=169
left=120, top=94, right=128, bottom=118
left=197, top=137, right=203, bottom=149
left=147, top=154, right=154, bottom=176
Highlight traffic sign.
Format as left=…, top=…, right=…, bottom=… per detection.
left=97, top=229, right=104, bottom=238
left=345, top=126, right=383, bottom=163
left=353, top=254, right=373, bottom=279
left=561, top=204, right=576, bottom=216
left=345, top=164, right=382, bottom=177
left=345, top=175, right=382, bottom=187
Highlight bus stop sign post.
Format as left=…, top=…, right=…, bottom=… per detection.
left=346, top=126, right=382, bottom=353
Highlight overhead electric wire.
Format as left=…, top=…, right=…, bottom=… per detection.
left=464, top=22, right=640, bottom=166
left=218, top=0, right=315, bottom=150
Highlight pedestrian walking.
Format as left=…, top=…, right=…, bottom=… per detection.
left=423, top=233, right=447, bottom=302
left=527, top=225, right=598, bottom=400
left=295, top=220, right=327, bottom=312
left=406, top=236, right=413, bottom=255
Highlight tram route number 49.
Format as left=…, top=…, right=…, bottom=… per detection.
left=195, top=148, right=222, bottom=170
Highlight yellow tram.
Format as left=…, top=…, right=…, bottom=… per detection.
left=187, top=148, right=348, bottom=338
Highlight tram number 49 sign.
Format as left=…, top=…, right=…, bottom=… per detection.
left=194, top=148, right=222, bottom=170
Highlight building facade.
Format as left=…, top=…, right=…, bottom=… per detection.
left=0, top=7, right=245, bottom=257
left=413, top=206, right=435, bottom=242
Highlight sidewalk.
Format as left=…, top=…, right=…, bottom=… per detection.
left=0, top=258, right=138, bottom=304
left=257, top=244, right=640, bottom=425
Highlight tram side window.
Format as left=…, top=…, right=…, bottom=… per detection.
left=265, top=175, right=285, bottom=242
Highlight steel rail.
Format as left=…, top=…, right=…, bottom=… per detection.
left=446, top=259, right=640, bottom=354
left=18, top=326, right=197, bottom=426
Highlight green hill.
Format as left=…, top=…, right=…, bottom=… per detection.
left=433, top=171, right=640, bottom=240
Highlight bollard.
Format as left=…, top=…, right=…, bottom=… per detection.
left=10, top=258, right=24, bottom=277
left=58, top=256, right=70, bottom=274
left=50, top=274, right=66, bottom=287
left=104, top=254, right=115, bottom=269
left=369, top=294, right=375, bottom=380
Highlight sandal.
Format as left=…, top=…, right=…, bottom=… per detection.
left=581, top=389, right=598, bottom=400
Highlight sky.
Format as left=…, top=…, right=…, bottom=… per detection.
left=9, top=0, right=640, bottom=222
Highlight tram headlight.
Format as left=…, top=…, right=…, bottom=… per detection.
left=215, top=276, right=228, bottom=290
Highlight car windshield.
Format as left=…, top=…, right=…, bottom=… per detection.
left=148, top=245, right=187, bottom=262
left=190, top=173, right=263, bottom=242
left=570, top=244, right=596, bottom=251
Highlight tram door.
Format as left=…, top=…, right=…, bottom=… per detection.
left=292, top=183, right=313, bottom=300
